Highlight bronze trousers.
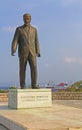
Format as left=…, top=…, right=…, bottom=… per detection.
left=19, top=53, right=37, bottom=89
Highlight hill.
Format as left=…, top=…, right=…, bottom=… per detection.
left=59, top=80, right=82, bottom=92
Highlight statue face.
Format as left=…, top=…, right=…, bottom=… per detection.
left=23, top=14, right=31, bottom=26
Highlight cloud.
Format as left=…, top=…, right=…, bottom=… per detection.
left=1, top=26, right=16, bottom=32
left=72, top=22, right=82, bottom=29
left=56, top=0, right=82, bottom=6
left=64, top=57, right=82, bottom=64
left=45, top=63, right=50, bottom=68
left=43, top=0, right=82, bottom=7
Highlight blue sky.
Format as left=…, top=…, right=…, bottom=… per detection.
left=0, top=0, right=82, bottom=87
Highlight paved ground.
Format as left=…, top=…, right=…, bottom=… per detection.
left=0, top=100, right=82, bottom=130
left=53, top=100, right=82, bottom=109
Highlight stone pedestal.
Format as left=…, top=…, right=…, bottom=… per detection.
left=8, top=89, right=52, bottom=109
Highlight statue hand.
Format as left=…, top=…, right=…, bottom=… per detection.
left=11, top=52, right=15, bottom=56
left=37, top=53, right=41, bottom=57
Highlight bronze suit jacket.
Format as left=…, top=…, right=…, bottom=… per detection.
left=11, top=25, right=40, bottom=57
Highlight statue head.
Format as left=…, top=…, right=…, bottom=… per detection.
left=23, top=13, right=31, bottom=26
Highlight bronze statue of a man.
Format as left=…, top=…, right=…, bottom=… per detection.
left=11, top=13, right=41, bottom=89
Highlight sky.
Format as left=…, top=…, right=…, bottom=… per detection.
left=0, top=0, right=82, bottom=87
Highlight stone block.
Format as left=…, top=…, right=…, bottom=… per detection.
left=8, top=89, right=52, bottom=109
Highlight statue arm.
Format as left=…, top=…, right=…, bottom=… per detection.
left=35, top=29, right=41, bottom=57
left=11, top=28, right=19, bottom=56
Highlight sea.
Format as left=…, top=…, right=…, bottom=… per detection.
left=0, top=86, right=66, bottom=92
left=0, top=86, right=10, bottom=90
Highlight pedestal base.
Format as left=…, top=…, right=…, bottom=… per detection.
left=8, top=89, right=52, bottom=109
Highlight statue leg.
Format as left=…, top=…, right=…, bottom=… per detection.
left=28, top=54, right=37, bottom=88
left=19, top=57, right=27, bottom=89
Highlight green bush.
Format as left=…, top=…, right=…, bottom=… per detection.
left=0, top=89, right=8, bottom=93
left=9, top=86, right=16, bottom=89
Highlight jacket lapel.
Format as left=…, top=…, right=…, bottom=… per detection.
left=19, top=26, right=29, bottom=44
